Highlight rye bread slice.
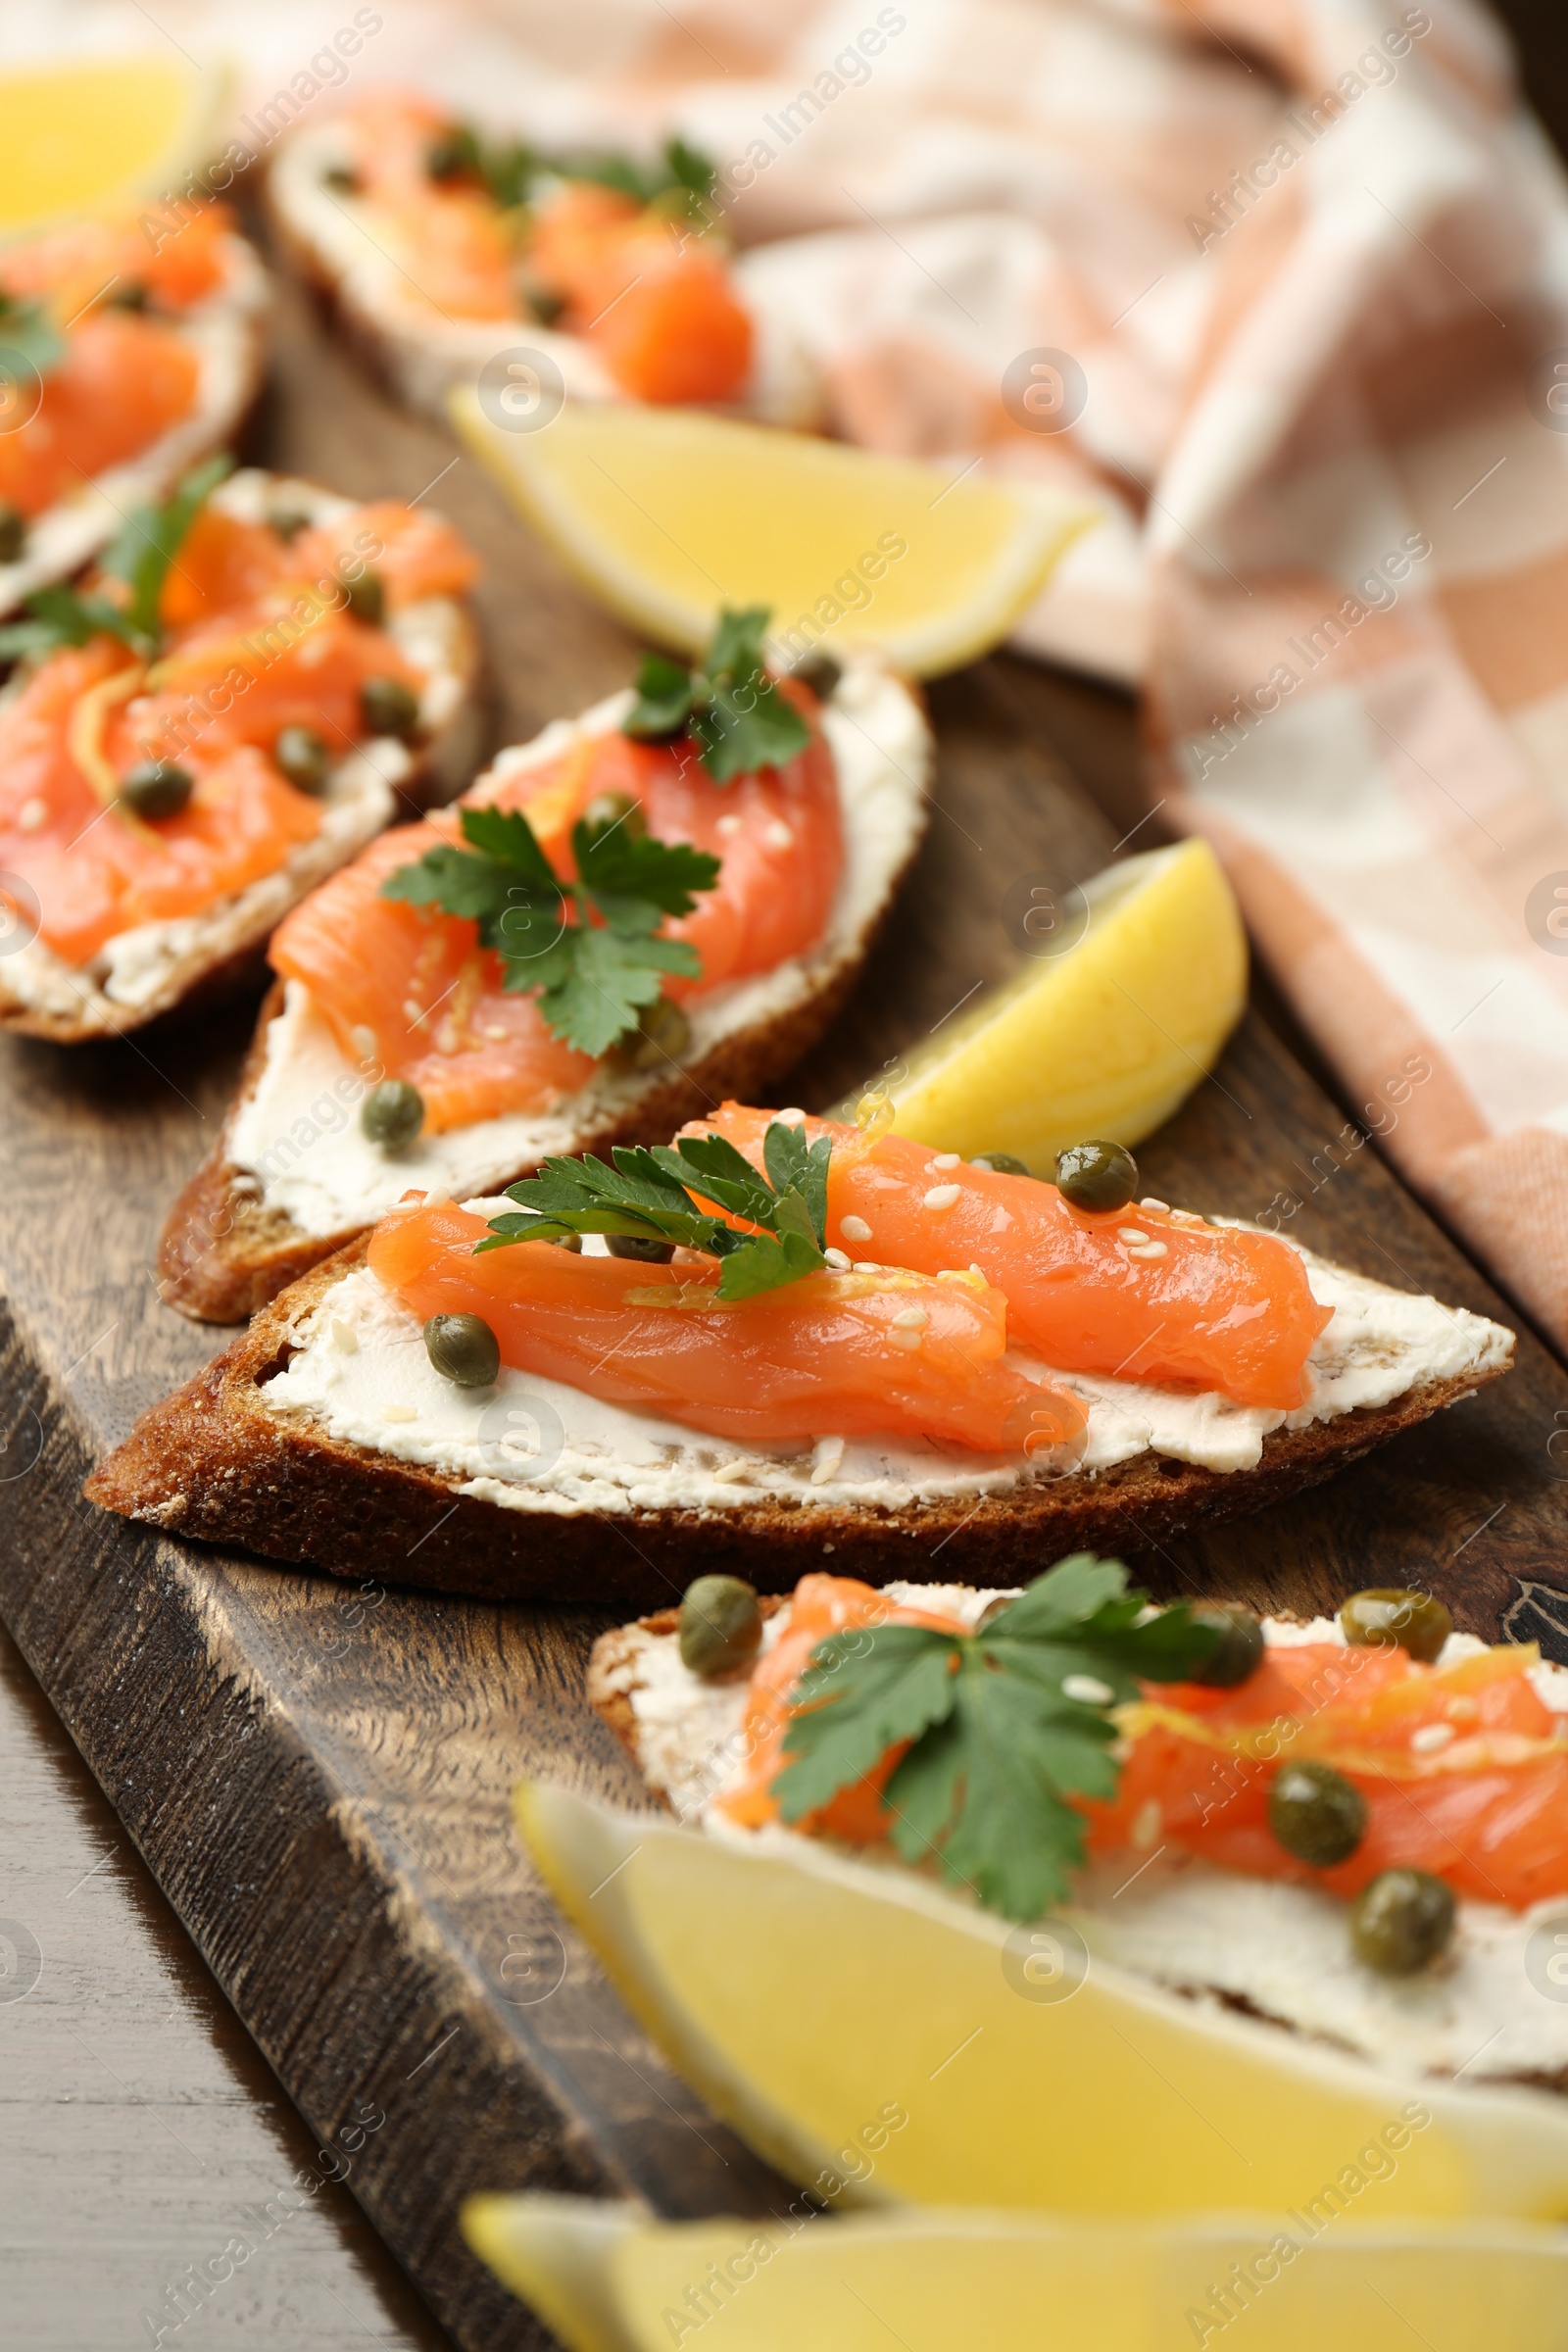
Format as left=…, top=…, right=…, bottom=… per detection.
left=155, top=666, right=931, bottom=1324
left=0, top=468, right=484, bottom=1045
left=86, top=1237, right=1510, bottom=1608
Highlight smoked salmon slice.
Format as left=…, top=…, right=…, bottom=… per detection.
left=368, top=1199, right=1087, bottom=1459
left=270, top=686, right=843, bottom=1133
left=685, top=1105, right=1333, bottom=1412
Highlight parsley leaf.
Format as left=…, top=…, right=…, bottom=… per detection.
left=429, top=125, right=717, bottom=214
left=773, top=1554, right=1222, bottom=1922
left=380, top=802, right=718, bottom=1059
left=0, top=291, right=66, bottom=380
left=0, top=453, right=232, bottom=662
left=480, top=1120, right=832, bottom=1301
left=623, top=606, right=812, bottom=785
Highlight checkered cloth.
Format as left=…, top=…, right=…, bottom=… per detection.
left=17, top=0, right=1564, bottom=1340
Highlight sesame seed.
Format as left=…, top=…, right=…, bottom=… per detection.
left=328, top=1317, right=359, bottom=1354
left=1131, top=1799, right=1163, bottom=1850
left=765, top=818, right=794, bottom=850
left=777, top=1107, right=806, bottom=1125
left=351, top=1024, right=377, bottom=1061
left=810, top=1437, right=846, bottom=1484
left=710, top=1457, right=755, bottom=1484
left=841, top=1214, right=872, bottom=1243
left=923, top=1184, right=960, bottom=1211
left=1410, top=1722, right=1455, bottom=1754
left=1140, top=1198, right=1170, bottom=1213
left=969, top=1263, right=986, bottom=1280
left=1127, top=1240, right=1168, bottom=1260
left=891, top=1306, right=929, bottom=1331
left=929, top=1153, right=960, bottom=1171
left=1062, top=1672, right=1115, bottom=1706
left=17, top=796, right=47, bottom=833
left=823, top=1246, right=852, bottom=1271
left=888, top=1328, right=923, bottom=1350
left=380, top=1403, right=417, bottom=1423
left=1117, top=1228, right=1151, bottom=1246
left=716, top=812, right=743, bottom=836
left=853, top=1260, right=882, bottom=1275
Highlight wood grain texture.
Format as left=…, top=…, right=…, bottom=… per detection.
left=5, top=213, right=1568, bottom=2352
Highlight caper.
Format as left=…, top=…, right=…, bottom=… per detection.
left=343, top=566, right=386, bottom=627
left=1187, top=1603, right=1265, bottom=1690
left=108, top=281, right=149, bottom=311
left=425, top=127, right=478, bottom=183
left=973, top=1151, right=1030, bottom=1177
left=1340, top=1588, right=1452, bottom=1665
left=360, top=1079, right=424, bottom=1151
left=547, top=1232, right=583, bottom=1251
left=791, top=651, right=842, bottom=701
left=679, top=1573, right=762, bottom=1678
left=423, top=1311, right=500, bottom=1389
left=322, top=164, right=362, bottom=194
left=119, top=760, right=193, bottom=820
left=609, top=996, right=691, bottom=1072
left=1054, top=1139, right=1139, bottom=1213
left=1268, top=1760, right=1367, bottom=1868
left=606, top=1234, right=676, bottom=1263
left=1349, top=1869, right=1456, bottom=1977
left=360, top=675, right=420, bottom=741
left=0, top=501, right=25, bottom=564
left=270, top=505, right=312, bottom=544
left=580, top=789, right=646, bottom=844
left=525, top=283, right=565, bottom=327
left=273, top=725, right=331, bottom=796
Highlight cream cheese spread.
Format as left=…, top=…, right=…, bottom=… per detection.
left=601, top=1591, right=1568, bottom=2085
left=229, top=658, right=932, bottom=1236
left=259, top=1226, right=1511, bottom=1506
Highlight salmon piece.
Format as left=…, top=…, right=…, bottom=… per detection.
left=716, top=1575, right=971, bottom=1838
left=271, top=694, right=844, bottom=1131
left=369, top=1200, right=1087, bottom=1461
left=1085, top=1638, right=1568, bottom=1909
left=156, top=501, right=476, bottom=633
left=0, top=201, right=234, bottom=317
left=0, top=313, right=199, bottom=517
left=340, top=90, right=522, bottom=320
left=573, top=237, right=754, bottom=405
left=292, top=502, right=480, bottom=609
left=688, top=1106, right=1333, bottom=1412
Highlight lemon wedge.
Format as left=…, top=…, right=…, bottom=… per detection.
left=450, top=396, right=1093, bottom=676
left=848, top=837, right=1247, bottom=1167
left=518, top=1782, right=1568, bottom=2223
left=0, top=54, right=228, bottom=240
left=464, top=2193, right=1568, bottom=2352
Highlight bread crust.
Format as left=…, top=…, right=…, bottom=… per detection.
left=0, top=580, right=482, bottom=1049
left=87, top=1239, right=1510, bottom=1607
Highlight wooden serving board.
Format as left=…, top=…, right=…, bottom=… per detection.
left=4, top=246, right=1568, bottom=2352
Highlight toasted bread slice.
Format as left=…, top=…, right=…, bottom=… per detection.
left=587, top=1589, right=1568, bottom=2093
left=0, top=467, right=483, bottom=1045
left=155, top=657, right=931, bottom=1324
left=267, top=116, right=823, bottom=429
left=88, top=1224, right=1512, bottom=1606
left=0, top=231, right=268, bottom=618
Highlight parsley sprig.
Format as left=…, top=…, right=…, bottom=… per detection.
left=774, top=1554, right=1221, bottom=1922
left=431, top=125, right=716, bottom=215
left=626, top=607, right=812, bottom=785
left=0, top=290, right=66, bottom=380
left=381, top=803, right=719, bottom=1058
left=480, top=1119, right=833, bottom=1301
left=0, top=451, right=231, bottom=662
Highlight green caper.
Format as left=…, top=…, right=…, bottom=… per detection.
left=679, top=1574, right=763, bottom=1677
left=361, top=1079, right=424, bottom=1151
left=547, top=1232, right=583, bottom=1251
left=1349, top=1869, right=1456, bottom=1976
left=108, top=281, right=149, bottom=311
left=273, top=725, right=331, bottom=796
left=270, top=505, right=312, bottom=544
left=360, top=674, right=420, bottom=741
left=791, top=651, right=842, bottom=701
left=119, top=760, right=193, bottom=820
left=580, top=789, right=646, bottom=844
left=973, top=1151, right=1031, bottom=1177
left=525, top=283, right=565, bottom=327
left=1054, top=1140, right=1139, bottom=1213
left=0, top=501, right=25, bottom=564
left=1187, top=1603, right=1265, bottom=1690
left=607, top=1234, right=676, bottom=1263
left=322, top=164, right=362, bottom=194
left=423, top=1311, right=501, bottom=1389
left=1268, top=1760, right=1367, bottom=1868
left=343, top=566, right=386, bottom=627
left=425, top=127, right=478, bottom=183
left=609, top=996, right=692, bottom=1072
left=1340, top=1588, right=1452, bottom=1664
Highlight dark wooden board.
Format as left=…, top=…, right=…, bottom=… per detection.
left=4, top=233, right=1568, bottom=2352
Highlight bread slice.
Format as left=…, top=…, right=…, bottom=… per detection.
left=267, top=116, right=823, bottom=429
left=587, top=1589, right=1568, bottom=2094
left=87, top=1223, right=1512, bottom=1605
left=0, top=467, right=483, bottom=1045
left=154, top=657, right=932, bottom=1324
left=0, top=231, right=268, bottom=618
